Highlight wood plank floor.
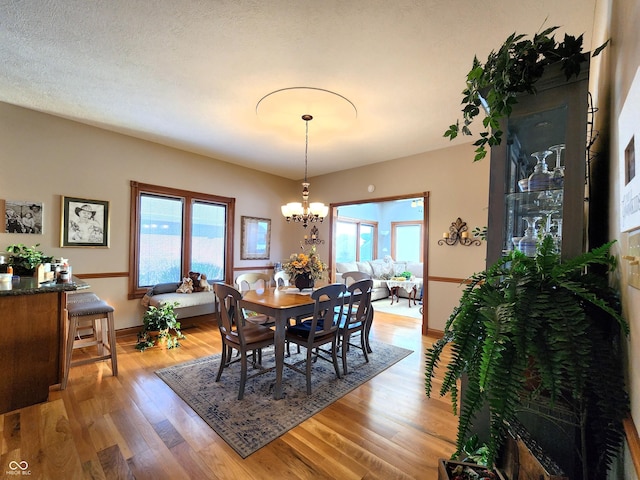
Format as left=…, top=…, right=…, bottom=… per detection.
left=0, top=310, right=458, bottom=480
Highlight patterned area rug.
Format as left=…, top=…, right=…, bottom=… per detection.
left=156, top=340, right=413, bottom=458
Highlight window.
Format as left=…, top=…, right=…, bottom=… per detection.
left=335, top=217, right=377, bottom=263
left=129, top=182, right=234, bottom=298
left=391, top=221, right=423, bottom=261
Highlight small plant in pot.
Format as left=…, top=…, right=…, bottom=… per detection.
left=5, top=243, right=51, bottom=276
left=136, top=301, right=185, bottom=351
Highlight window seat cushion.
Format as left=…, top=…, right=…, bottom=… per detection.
left=141, top=282, right=216, bottom=318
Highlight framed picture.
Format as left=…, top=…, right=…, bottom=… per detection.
left=61, top=196, right=110, bottom=248
left=240, top=216, right=271, bottom=260
left=619, top=68, right=640, bottom=232
left=3, top=200, right=43, bottom=234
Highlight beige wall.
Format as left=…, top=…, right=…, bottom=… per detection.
left=0, top=100, right=489, bottom=333
left=0, top=101, right=296, bottom=329
left=304, top=143, right=490, bottom=332
left=596, top=0, right=640, bottom=478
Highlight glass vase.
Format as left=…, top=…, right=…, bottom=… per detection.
left=518, top=217, right=539, bottom=257
left=528, top=150, right=553, bottom=192
left=294, top=273, right=314, bottom=291
left=549, top=143, right=565, bottom=188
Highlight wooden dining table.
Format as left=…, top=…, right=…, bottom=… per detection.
left=240, top=286, right=370, bottom=400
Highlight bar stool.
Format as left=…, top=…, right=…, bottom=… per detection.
left=62, top=300, right=118, bottom=389
left=67, top=291, right=100, bottom=304
left=66, top=291, right=101, bottom=340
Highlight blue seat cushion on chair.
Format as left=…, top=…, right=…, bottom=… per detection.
left=288, top=311, right=342, bottom=335
left=338, top=314, right=363, bottom=329
left=335, top=305, right=357, bottom=315
left=287, top=319, right=325, bottom=336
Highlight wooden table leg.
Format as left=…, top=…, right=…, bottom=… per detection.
left=274, top=313, right=286, bottom=400
left=408, top=286, right=417, bottom=307
left=390, top=286, right=399, bottom=304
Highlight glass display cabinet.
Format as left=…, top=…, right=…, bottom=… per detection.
left=482, top=62, right=591, bottom=478
left=486, top=62, right=590, bottom=266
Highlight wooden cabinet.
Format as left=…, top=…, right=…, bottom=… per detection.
left=486, top=62, right=590, bottom=265
left=0, top=290, right=64, bottom=414
left=480, top=62, right=592, bottom=478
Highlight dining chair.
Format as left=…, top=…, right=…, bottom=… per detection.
left=341, top=270, right=371, bottom=286
left=273, top=270, right=290, bottom=288
left=235, top=272, right=271, bottom=291
left=338, top=278, right=374, bottom=374
left=235, top=273, right=273, bottom=325
left=213, top=283, right=275, bottom=400
left=285, top=283, right=347, bottom=395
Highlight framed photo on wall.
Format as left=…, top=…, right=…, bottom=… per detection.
left=240, top=216, right=271, bottom=260
left=61, top=196, right=110, bottom=247
left=3, top=200, right=44, bottom=234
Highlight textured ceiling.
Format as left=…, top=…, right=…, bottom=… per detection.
left=0, top=1, right=596, bottom=180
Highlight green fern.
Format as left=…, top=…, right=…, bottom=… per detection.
left=424, top=236, right=629, bottom=479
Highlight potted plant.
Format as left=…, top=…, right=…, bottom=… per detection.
left=136, top=301, right=185, bottom=351
left=5, top=243, right=51, bottom=276
left=438, top=435, right=495, bottom=480
left=443, top=26, right=609, bottom=161
left=425, top=236, right=629, bottom=479
left=282, top=245, right=327, bottom=290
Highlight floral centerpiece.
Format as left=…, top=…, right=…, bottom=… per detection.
left=283, top=245, right=327, bottom=290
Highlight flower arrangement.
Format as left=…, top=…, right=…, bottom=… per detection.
left=282, top=245, right=327, bottom=281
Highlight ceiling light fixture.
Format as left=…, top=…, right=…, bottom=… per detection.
left=281, top=114, right=328, bottom=228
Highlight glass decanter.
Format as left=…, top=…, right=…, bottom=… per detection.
left=548, top=143, right=565, bottom=189
left=527, top=150, right=553, bottom=192
left=518, top=216, right=540, bottom=257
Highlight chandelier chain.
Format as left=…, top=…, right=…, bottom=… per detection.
left=304, top=118, right=309, bottom=183
left=281, top=113, right=328, bottom=228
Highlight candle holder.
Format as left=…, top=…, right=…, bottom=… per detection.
left=304, top=225, right=325, bottom=245
left=438, top=217, right=481, bottom=246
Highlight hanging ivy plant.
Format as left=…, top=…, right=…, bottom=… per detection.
left=444, top=26, right=609, bottom=161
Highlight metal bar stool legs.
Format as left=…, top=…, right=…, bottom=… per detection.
left=62, top=300, right=118, bottom=390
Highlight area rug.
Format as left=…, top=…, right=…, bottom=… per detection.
left=156, top=340, right=412, bottom=458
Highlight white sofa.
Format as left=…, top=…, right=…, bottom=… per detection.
left=335, top=257, right=423, bottom=301
left=141, top=282, right=216, bottom=318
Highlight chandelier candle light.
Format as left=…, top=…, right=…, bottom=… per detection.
left=281, top=115, right=329, bottom=228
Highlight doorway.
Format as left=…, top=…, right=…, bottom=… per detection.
left=328, top=193, right=429, bottom=334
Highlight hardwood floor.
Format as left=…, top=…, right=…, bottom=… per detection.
left=0, top=311, right=458, bottom=480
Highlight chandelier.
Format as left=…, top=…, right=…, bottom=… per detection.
left=281, top=114, right=329, bottom=228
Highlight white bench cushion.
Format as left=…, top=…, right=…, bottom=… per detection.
left=148, top=291, right=215, bottom=309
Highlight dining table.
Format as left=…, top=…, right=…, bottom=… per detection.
left=240, top=285, right=370, bottom=400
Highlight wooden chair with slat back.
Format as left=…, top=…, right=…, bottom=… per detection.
left=341, top=270, right=371, bottom=286
left=273, top=270, right=290, bottom=288
left=213, top=283, right=275, bottom=400
left=284, top=283, right=347, bottom=395
left=235, top=273, right=273, bottom=325
left=338, top=278, right=374, bottom=374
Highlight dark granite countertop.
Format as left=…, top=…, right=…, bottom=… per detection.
left=0, top=276, right=90, bottom=296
